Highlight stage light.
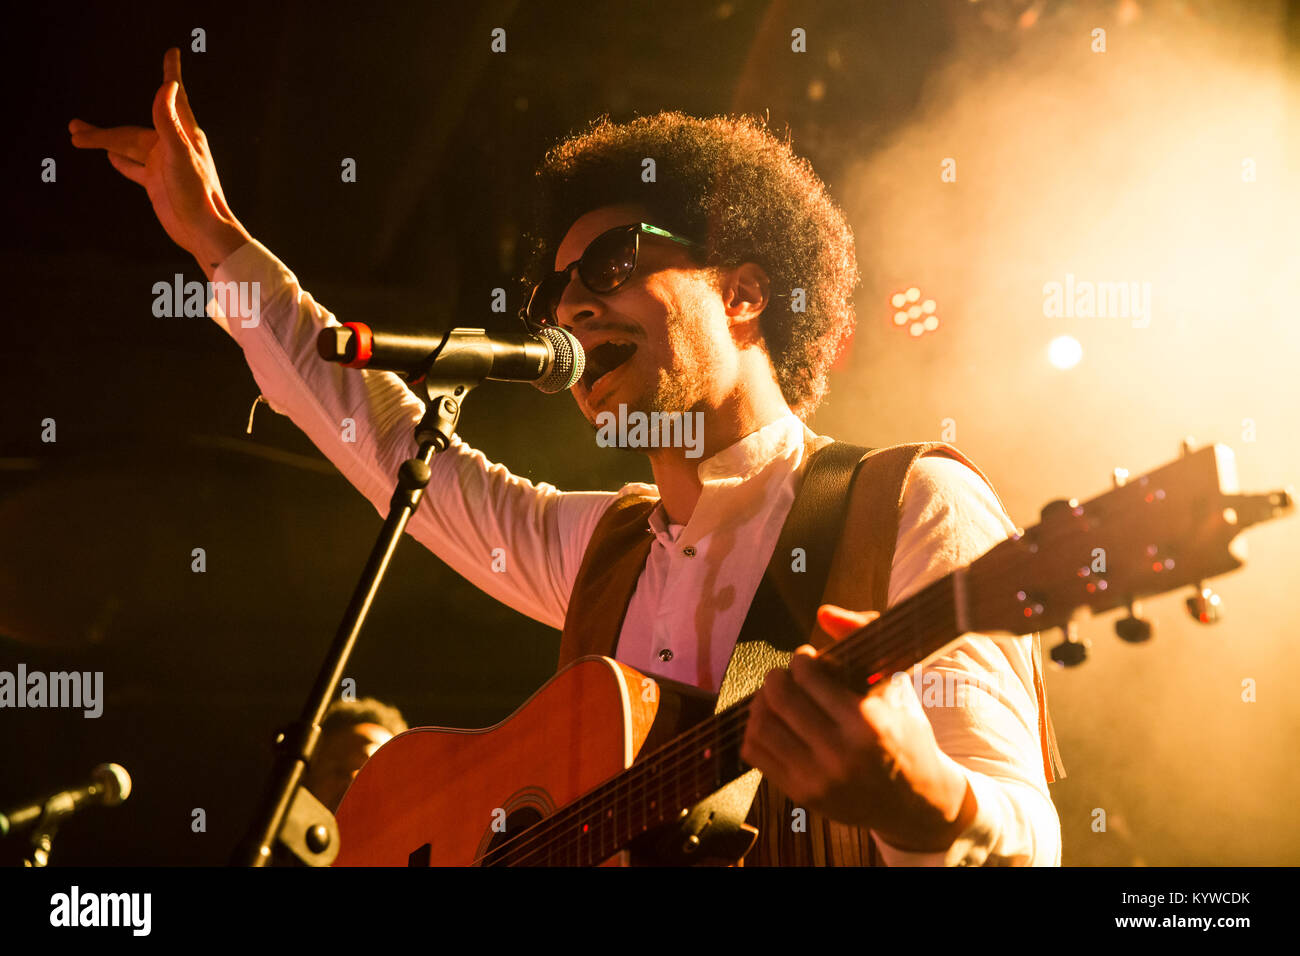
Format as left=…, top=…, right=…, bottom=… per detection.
left=890, top=288, right=940, bottom=337
left=1048, top=335, right=1083, bottom=369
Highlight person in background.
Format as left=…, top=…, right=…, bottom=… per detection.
left=303, top=697, right=408, bottom=813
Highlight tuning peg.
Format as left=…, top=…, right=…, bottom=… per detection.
left=1180, top=437, right=1196, bottom=456
left=1112, top=467, right=1129, bottom=489
left=1050, top=620, right=1089, bottom=667
left=1185, top=583, right=1222, bottom=624
left=1115, top=599, right=1153, bottom=642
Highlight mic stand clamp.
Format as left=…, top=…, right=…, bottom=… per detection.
left=234, top=365, right=480, bottom=866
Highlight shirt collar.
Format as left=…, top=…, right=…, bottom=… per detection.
left=646, top=412, right=808, bottom=539
left=696, top=412, right=806, bottom=483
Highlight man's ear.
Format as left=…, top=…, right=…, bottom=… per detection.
left=721, top=262, right=770, bottom=346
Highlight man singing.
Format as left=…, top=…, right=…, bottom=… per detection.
left=70, top=48, right=1062, bottom=866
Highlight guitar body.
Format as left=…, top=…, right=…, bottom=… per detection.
left=333, top=656, right=659, bottom=866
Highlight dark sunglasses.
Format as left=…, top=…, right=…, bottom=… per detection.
left=522, top=222, right=706, bottom=327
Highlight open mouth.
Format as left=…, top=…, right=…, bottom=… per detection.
left=581, top=341, right=638, bottom=393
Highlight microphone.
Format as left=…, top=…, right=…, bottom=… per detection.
left=0, top=763, right=132, bottom=838
left=316, top=323, right=585, bottom=394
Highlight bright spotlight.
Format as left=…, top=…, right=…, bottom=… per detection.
left=1048, top=335, right=1083, bottom=369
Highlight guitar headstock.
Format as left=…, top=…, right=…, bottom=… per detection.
left=967, top=443, right=1293, bottom=638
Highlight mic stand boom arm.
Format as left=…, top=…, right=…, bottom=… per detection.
left=234, top=350, right=480, bottom=867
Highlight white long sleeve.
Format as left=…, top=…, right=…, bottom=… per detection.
left=872, top=455, right=1062, bottom=866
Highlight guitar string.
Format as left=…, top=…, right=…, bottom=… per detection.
left=479, top=580, right=958, bottom=866
left=475, top=578, right=960, bottom=865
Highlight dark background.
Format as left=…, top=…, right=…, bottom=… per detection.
left=1, top=0, right=1297, bottom=866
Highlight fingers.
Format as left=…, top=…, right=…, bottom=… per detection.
left=106, top=151, right=147, bottom=186
left=760, top=666, right=842, bottom=760
left=68, top=121, right=157, bottom=163
left=789, top=649, right=878, bottom=735
left=816, top=604, right=879, bottom=641
left=742, top=697, right=817, bottom=788
left=151, top=79, right=192, bottom=153
left=739, top=732, right=803, bottom=796
left=163, top=47, right=201, bottom=139
left=70, top=46, right=199, bottom=168
left=163, top=46, right=180, bottom=86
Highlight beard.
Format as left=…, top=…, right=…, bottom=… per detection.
left=635, top=298, right=718, bottom=417
left=576, top=289, right=723, bottom=435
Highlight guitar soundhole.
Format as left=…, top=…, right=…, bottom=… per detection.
left=483, top=806, right=544, bottom=855
left=471, top=786, right=556, bottom=865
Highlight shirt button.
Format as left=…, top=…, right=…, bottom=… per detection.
left=658, top=649, right=674, bottom=662
left=682, top=546, right=696, bottom=557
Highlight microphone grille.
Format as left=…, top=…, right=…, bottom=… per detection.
left=91, top=763, right=132, bottom=806
left=534, top=327, right=585, bottom=394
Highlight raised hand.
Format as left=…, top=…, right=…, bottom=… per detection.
left=69, top=47, right=249, bottom=277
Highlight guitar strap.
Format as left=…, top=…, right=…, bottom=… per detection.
left=705, top=438, right=876, bottom=865
left=637, top=439, right=877, bottom=864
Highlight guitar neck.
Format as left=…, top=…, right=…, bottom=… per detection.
left=480, top=573, right=964, bottom=866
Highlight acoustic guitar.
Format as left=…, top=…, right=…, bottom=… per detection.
left=333, top=443, right=1292, bottom=866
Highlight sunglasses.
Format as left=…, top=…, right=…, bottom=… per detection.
left=522, top=222, right=706, bottom=327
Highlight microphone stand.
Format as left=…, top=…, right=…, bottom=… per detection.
left=234, top=350, right=483, bottom=866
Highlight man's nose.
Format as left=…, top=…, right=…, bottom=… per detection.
left=556, top=269, right=603, bottom=329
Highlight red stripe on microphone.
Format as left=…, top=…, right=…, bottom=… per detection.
left=341, top=322, right=373, bottom=368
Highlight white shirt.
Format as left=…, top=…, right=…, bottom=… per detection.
left=208, top=239, right=1062, bottom=866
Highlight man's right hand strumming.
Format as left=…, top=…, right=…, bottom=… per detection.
left=69, top=47, right=250, bottom=280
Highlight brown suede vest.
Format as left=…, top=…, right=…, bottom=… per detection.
left=557, top=439, right=1060, bottom=866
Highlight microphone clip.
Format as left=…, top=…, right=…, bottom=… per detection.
left=414, top=384, right=473, bottom=452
